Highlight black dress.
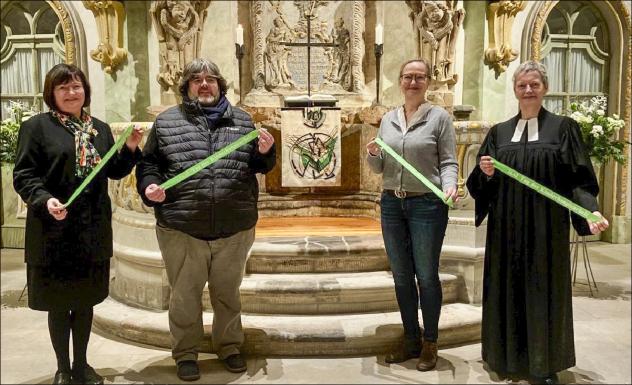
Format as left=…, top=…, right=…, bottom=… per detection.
left=466, top=108, right=598, bottom=378
left=13, top=112, right=141, bottom=311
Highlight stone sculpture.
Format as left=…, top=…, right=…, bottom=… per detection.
left=150, top=0, right=210, bottom=105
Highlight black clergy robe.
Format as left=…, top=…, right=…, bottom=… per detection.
left=466, top=107, right=599, bottom=378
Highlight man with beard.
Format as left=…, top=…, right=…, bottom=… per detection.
left=136, top=58, right=276, bottom=381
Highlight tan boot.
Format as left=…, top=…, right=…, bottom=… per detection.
left=416, top=341, right=438, bottom=371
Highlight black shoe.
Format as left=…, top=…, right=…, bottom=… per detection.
left=384, top=349, right=420, bottom=364
left=71, top=365, right=103, bottom=384
left=222, top=354, right=247, bottom=373
left=53, top=371, right=72, bottom=385
left=176, top=360, right=200, bottom=381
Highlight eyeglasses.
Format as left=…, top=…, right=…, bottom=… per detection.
left=192, top=76, right=218, bottom=85
left=401, top=74, right=428, bottom=84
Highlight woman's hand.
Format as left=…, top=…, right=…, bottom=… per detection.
left=479, top=155, right=495, bottom=177
left=588, top=212, right=609, bottom=235
left=125, top=125, right=144, bottom=152
left=366, top=138, right=381, bottom=156
left=145, top=183, right=166, bottom=203
left=443, top=186, right=459, bottom=203
left=47, top=197, right=67, bottom=221
left=258, top=128, right=274, bottom=154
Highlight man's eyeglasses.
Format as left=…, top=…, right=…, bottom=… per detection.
left=401, top=74, right=428, bottom=84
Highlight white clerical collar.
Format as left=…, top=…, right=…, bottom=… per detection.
left=511, top=117, right=539, bottom=142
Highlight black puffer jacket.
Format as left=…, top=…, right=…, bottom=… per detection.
left=136, top=99, right=275, bottom=239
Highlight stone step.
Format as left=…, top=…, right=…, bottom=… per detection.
left=93, top=297, right=482, bottom=356
left=247, top=235, right=485, bottom=274
left=228, top=272, right=462, bottom=315
left=247, top=235, right=389, bottom=273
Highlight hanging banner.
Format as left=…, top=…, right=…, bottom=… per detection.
left=281, top=107, right=341, bottom=187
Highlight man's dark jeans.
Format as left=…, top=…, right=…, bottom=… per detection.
left=380, top=192, right=448, bottom=351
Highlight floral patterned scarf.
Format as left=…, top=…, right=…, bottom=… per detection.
left=52, top=110, right=101, bottom=178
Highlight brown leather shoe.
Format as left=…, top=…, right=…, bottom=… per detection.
left=384, top=349, right=420, bottom=364
left=416, top=341, right=438, bottom=371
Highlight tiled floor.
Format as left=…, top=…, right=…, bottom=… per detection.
left=1, top=242, right=630, bottom=384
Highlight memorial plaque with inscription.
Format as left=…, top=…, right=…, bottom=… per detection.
left=286, top=39, right=331, bottom=91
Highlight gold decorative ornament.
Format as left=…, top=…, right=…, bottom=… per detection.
left=484, top=0, right=526, bottom=78
left=82, top=0, right=128, bottom=74
left=47, top=0, right=76, bottom=64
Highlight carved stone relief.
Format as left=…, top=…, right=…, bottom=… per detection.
left=82, top=0, right=128, bottom=74
left=250, top=0, right=365, bottom=95
left=150, top=0, right=211, bottom=105
left=484, top=0, right=526, bottom=78
left=49, top=1, right=77, bottom=65
left=406, top=0, right=465, bottom=111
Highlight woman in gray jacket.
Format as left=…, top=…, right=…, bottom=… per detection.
left=366, top=58, right=458, bottom=371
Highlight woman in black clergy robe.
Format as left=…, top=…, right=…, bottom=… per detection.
left=466, top=61, right=609, bottom=385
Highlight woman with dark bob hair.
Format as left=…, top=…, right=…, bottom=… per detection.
left=13, top=63, right=143, bottom=384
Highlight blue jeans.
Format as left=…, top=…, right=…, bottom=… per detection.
left=380, top=192, right=448, bottom=349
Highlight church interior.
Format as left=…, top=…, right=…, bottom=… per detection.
left=1, top=1, right=630, bottom=384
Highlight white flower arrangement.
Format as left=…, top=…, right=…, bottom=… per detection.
left=569, top=96, right=629, bottom=165
left=1, top=101, right=39, bottom=163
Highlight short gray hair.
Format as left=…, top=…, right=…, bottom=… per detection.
left=178, top=58, right=228, bottom=97
left=512, top=60, right=548, bottom=89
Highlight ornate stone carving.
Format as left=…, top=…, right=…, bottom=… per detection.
left=250, top=0, right=365, bottom=95
left=150, top=0, right=211, bottom=105
left=350, top=1, right=365, bottom=92
left=407, top=0, right=464, bottom=85
left=406, top=0, right=465, bottom=111
left=82, top=0, right=127, bottom=74
left=108, top=123, right=154, bottom=214
left=484, top=1, right=526, bottom=78
left=529, top=1, right=555, bottom=62
left=251, top=1, right=267, bottom=90
left=613, top=1, right=631, bottom=216
left=49, top=1, right=76, bottom=64
left=264, top=14, right=298, bottom=89
left=327, top=17, right=351, bottom=89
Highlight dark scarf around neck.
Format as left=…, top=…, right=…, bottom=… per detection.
left=200, top=94, right=230, bottom=129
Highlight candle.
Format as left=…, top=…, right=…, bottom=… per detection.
left=375, top=24, right=383, bottom=45
left=236, top=24, right=244, bottom=46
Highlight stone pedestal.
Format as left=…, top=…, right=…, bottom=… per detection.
left=1, top=164, right=25, bottom=249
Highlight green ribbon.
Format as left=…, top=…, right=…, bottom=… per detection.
left=491, top=157, right=600, bottom=222
left=63, top=124, right=134, bottom=207
left=160, top=129, right=260, bottom=190
left=374, top=137, right=454, bottom=208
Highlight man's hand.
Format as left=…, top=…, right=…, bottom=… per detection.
left=145, top=184, right=166, bottom=203
left=479, top=155, right=495, bottom=177
left=257, top=128, right=274, bottom=155
left=588, top=211, right=609, bottom=235
left=47, top=197, right=67, bottom=221
left=125, top=125, right=144, bottom=152
left=366, top=138, right=381, bottom=156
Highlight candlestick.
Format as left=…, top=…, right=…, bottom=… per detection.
left=235, top=43, right=244, bottom=105
left=375, top=43, right=383, bottom=105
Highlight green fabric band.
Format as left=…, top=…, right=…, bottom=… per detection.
left=374, top=137, right=454, bottom=208
left=63, top=124, right=134, bottom=207
left=491, top=157, right=600, bottom=222
left=160, top=129, right=260, bottom=190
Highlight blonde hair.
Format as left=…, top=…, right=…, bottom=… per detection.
left=398, top=58, right=432, bottom=81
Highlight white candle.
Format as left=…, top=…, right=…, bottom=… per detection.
left=375, top=24, right=383, bottom=45
left=236, top=24, right=244, bottom=46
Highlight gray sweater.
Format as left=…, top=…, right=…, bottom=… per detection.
left=367, top=105, right=458, bottom=193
